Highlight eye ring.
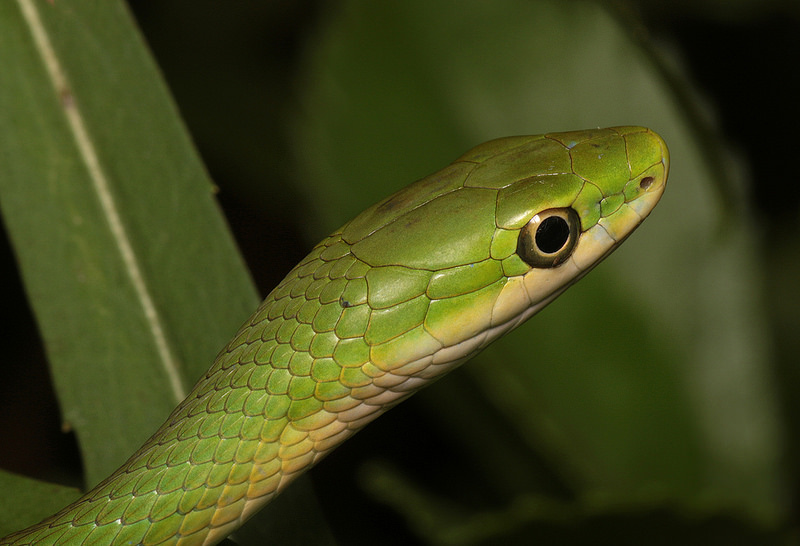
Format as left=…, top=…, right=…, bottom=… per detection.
left=517, top=208, right=581, bottom=268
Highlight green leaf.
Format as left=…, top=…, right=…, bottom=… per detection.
left=0, top=472, right=79, bottom=536
left=0, top=0, right=258, bottom=486
left=0, top=1, right=326, bottom=543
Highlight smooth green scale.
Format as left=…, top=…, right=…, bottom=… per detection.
left=496, top=173, right=584, bottom=228
left=334, top=304, right=369, bottom=338
left=365, top=266, right=431, bottom=309
left=365, top=295, right=429, bottom=345
left=427, top=259, right=504, bottom=299
left=2, top=127, right=668, bottom=545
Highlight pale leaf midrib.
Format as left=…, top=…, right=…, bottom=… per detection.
left=17, top=0, right=186, bottom=403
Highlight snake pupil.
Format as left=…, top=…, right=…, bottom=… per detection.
left=535, top=216, right=570, bottom=254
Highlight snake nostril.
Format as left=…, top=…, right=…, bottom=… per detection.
left=639, top=176, right=654, bottom=190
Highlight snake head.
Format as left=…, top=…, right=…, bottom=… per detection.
left=330, top=126, right=668, bottom=382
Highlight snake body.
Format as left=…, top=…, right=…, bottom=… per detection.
left=2, top=126, right=668, bottom=545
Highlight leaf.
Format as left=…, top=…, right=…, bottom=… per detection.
left=0, top=0, right=259, bottom=485
left=0, top=1, right=343, bottom=542
left=0, top=472, right=79, bottom=537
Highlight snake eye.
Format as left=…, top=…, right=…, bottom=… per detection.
left=517, top=208, right=581, bottom=268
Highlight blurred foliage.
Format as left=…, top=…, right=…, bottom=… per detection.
left=1, top=0, right=799, bottom=544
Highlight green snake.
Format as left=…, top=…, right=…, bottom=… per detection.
left=1, top=126, right=668, bottom=545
